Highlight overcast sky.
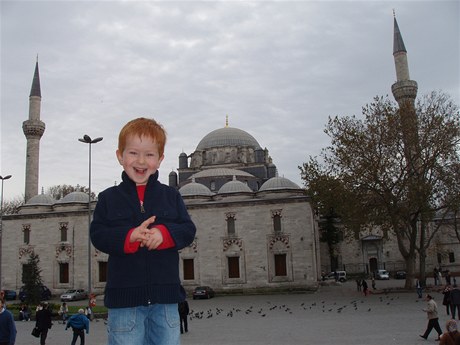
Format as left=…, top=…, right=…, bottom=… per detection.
left=1, top=0, right=459, bottom=201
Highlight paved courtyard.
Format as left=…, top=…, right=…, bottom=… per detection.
left=13, top=279, right=450, bottom=345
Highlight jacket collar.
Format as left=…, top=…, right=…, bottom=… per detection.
left=120, top=170, right=159, bottom=189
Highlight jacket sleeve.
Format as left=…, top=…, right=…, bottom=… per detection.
left=90, top=191, right=133, bottom=256
left=159, top=191, right=196, bottom=251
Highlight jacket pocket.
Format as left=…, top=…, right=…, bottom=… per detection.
left=106, top=208, right=134, bottom=225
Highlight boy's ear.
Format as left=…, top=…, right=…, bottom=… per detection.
left=158, top=154, right=165, bottom=166
left=116, top=150, right=123, bottom=165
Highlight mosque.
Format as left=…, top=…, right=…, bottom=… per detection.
left=1, top=55, right=320, bottom=297
left=1, top=16, right=458, bottom=296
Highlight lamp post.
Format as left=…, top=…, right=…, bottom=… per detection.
left=79, top=135, right=103, bottom=294
left=0, top=174, right=12, bottom=289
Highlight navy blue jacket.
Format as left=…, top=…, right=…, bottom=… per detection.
left=90, top=171, right=196, bottom=308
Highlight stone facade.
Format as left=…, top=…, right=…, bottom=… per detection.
left=179, top=188, right=320, bottom=293
left=2, top=200, right=101, bottom=294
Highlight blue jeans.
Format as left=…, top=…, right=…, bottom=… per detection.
left=107, top=304, right=180, bottom=345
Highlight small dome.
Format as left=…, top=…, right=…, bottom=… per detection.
left=169, top=170, right=178, bottom=176
left=58, top=191, right=90, bottom=203
left=26, top=193, right=56, bottom=205
left=179, top=181, right=214, bottom=197
left=189, top=168, right=254, bottom=180
left=259, top=176, right=301, bottom=191
left=196, top=127, right=261, bottom=151
left=218, top=177, right=252, bottom=194
left=179, top=152, right=187, bottom=157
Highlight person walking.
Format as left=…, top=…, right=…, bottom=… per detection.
left=416, top=279, right=423, bottom=298
left=0, top=298, right=16, bottom=345
left=35, top=302, right=52, bottom=345
left=178, top=300, right=190, bottom=334
left=420, top=294, right=443, bottom=341
left=362, top=279, right=369, bottom=296
left=443, top=285, right=453, bottom=316
left=66, top=309, right=90, bottom=345
left=356, top=279, right=362, bottom=292
left=446, top=271, right=452, bottom=285
left=450, top=287, right=460, bottom=320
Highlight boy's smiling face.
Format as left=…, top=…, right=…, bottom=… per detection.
left=116, top=134, right=164, bottom=185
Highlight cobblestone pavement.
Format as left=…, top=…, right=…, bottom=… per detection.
left=13, top=279, right=449, bottom=345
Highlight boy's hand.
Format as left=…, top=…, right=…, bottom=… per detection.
left=130, top=216, right=156, bottom=244
left=143, top=227, right=164, bottom=250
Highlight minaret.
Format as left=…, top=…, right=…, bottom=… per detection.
left=391, top=14, right=421, bottom=183
left=22, top=58, right=45, bottom=202
left=391, top=13, right=418, bottom=107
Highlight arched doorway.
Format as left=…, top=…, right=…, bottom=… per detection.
left=369, top=257, right=378, bottom=273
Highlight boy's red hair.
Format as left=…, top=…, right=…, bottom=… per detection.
left=118, top=117, right=167, bottom=156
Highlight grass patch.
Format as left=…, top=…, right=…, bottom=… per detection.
left=5, top=302, right=108, bottom=321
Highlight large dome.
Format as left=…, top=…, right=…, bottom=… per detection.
left=196, top=127, right=261, bottom=151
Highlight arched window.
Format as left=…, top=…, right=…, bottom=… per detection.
left=273, top=215, right=282, bottom=233
left=23, top=225, right=31, bottom=244
left=226, top=214, right=236, bottom=237
left=60, top=222, right=68, bottom=242
left=272, top=210, right=282, bottom=233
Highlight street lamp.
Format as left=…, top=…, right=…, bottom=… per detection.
left=79, top=135, right=103, bottom=294
left=0, top=174, right=12, bottom=289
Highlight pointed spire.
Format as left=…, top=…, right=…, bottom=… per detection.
left=225, top=114, right=229, bottom=127
left=30, top=58, right=41, bottom=97
left=393, top=15, right=407, bottom=54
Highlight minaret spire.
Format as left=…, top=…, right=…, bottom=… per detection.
left=391, top=14, right=418, bottom=107
left=22, top=58, right=46, bottom=202
left=30, top=58, right=41, bottom=98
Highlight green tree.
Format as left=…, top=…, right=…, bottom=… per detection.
left=21, top=253, right=44, bottom=305
left=300, top=92, right=460, bottom=289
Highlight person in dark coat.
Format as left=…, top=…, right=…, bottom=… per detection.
left=35, top=302, right=52, bottom=345
left=443, top=285, right=453, bottom=316
left=178, top=300, right=190, bottom=334
left=450, top=287, right=460, bottom=319
left=362, top=279, right=369, bottom=296
left=0, top=298, right=16, bottom=345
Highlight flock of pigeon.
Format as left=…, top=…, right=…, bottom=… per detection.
left=187, top=294, right=401, bottom=321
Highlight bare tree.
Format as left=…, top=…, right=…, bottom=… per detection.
left=300, top=91, right=460, bottom=289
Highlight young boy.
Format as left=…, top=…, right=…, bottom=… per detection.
left=90, top=117, right=196, bottom=345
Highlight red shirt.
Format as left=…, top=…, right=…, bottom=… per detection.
left=124, top=185, right=175, bottom=253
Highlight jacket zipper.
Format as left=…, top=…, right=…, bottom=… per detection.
left=140, top=200, right=145, bottom=213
